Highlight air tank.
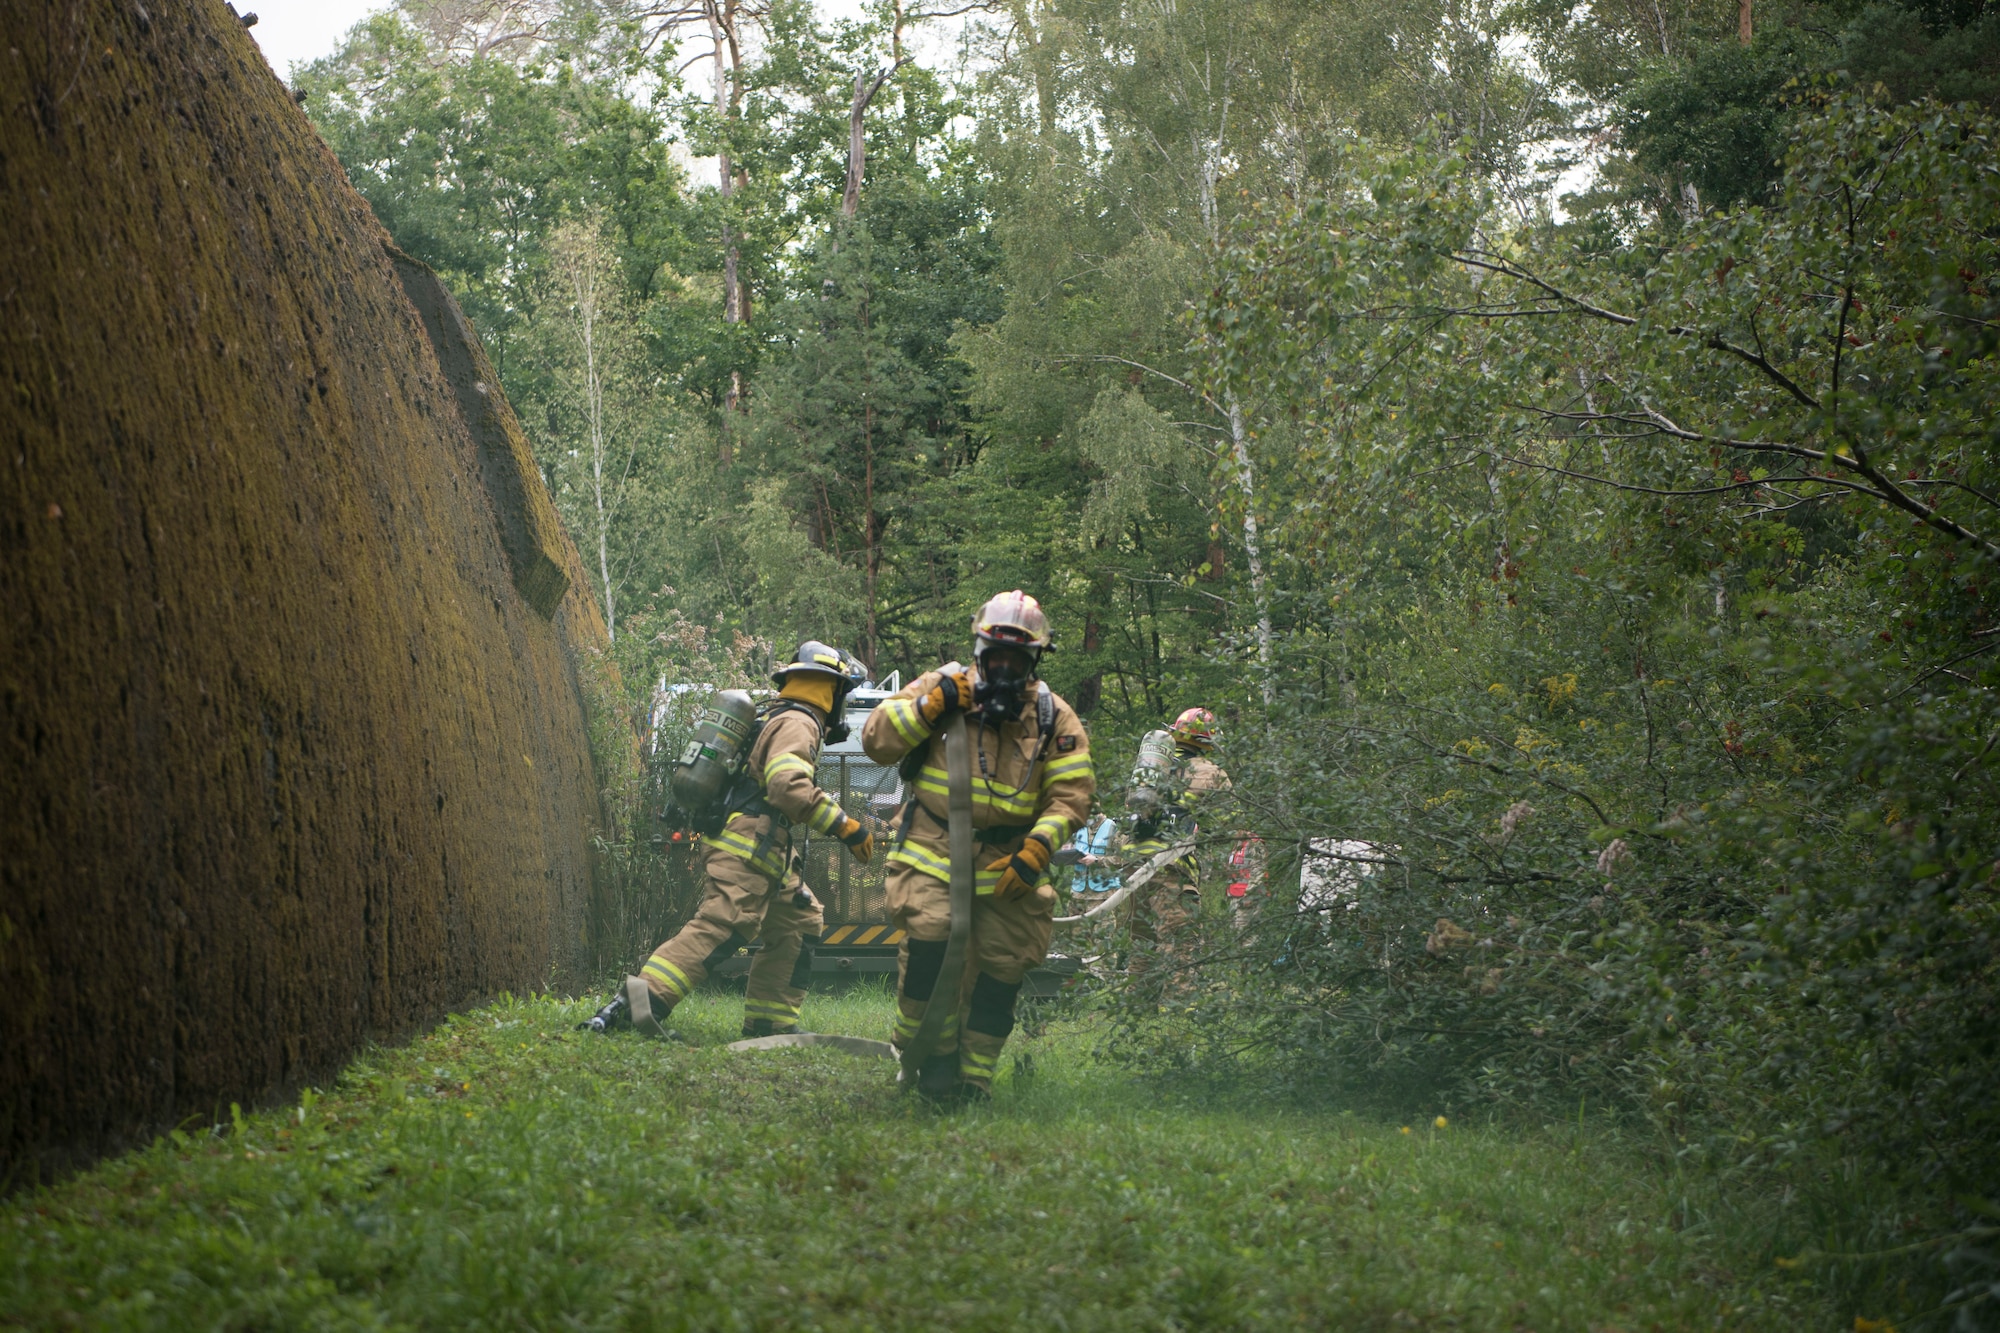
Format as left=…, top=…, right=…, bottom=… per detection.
left=1126, top=728, right=1177, bottom=818
left=669, top=690, right=757, bottom=813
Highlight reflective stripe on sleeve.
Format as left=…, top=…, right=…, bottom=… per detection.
left=879, top=696, right=932, bottom=747
left=763, top=752, right=815, bottom=782
left=1030, top=813, right=1074, bottom=847
left=805, top=796, right=845, bottom=836
left=1040, top=752, right=1094, bottom=787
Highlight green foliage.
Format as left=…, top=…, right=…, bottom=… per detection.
left=296, top=6, right=2000, bottom=1321
left=298, top=12, right=689, bottom=374
left=1620, top=33, right=1828, bottom=208
left=1839, top=2, right=2000, bottom=107
left=1152, top=98, right=2000, bottom=1324
left=0, top=990, right=1844, bottom=1329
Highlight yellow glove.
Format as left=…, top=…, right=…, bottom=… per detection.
left=988, top=834, right=1053, bottom=900
left=916, top=668, right=976, bottom=727
left=836, top=814, right=875, bottom=864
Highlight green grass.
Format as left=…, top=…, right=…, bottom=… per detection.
left=1, top=984, right=1843, bottom=1330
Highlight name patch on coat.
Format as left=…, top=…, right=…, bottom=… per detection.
left=1056, top=735, right=1078, bottom=753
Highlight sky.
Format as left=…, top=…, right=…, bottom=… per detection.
left=247, top=0, right=386, bottom=77
left=247, top=0, right=956, bottom=78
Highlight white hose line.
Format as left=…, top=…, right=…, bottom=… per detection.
left=1051, top=841, right=1195, bottom=924
left=726, top=1033, right=897, bottom=1058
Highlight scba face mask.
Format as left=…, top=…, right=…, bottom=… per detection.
left=974, top=654, right=1034, bottom=722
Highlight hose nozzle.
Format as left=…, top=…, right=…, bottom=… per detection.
left=579, top=991, right=629, bottom=1032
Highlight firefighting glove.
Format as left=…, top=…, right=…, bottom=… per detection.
left=988, top=833, right=1053, bottom=900
left=836, top=813, right=875, bottom=863
left=915, top=668, right=977, bottom=727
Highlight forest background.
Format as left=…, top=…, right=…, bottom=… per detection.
left=300, top=0, right=2000, bottom=1320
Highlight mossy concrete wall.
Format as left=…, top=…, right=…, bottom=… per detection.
left=0, top=0, right=617, bottom=1183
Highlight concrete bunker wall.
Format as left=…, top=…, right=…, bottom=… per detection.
left=1, top=0, right=618, bottom=1182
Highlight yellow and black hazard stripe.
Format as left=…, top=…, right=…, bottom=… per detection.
left=820, top=924, right=908, bottom=947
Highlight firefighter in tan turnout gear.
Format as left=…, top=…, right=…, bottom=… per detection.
left=1125, top=707, right=1230, bottom=973
left=862, top=592, right=1095, bottom=1101
left=583, top=643, right=876, bottom=1039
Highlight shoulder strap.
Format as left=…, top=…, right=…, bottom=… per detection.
left=755, top=699, right=825, bottom=755
left=1018, top=682, right=1059, bottom=807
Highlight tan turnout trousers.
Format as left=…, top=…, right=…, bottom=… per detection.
left=641, top=844, right=825, bottom=1031
left=884, top=853, right=1058, bottom=1087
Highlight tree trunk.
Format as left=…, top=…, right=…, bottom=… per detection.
left=842, top=64, right=901, bottom=220
left=844, top=71, right=870, bottom=219
left=709, top=0, right=748, bottom=433
left=1739, top=0, right=1752, bottom=44
left=576, top=250, right=614, bottom=642
left=1227, top=394, right=1273, bottom=703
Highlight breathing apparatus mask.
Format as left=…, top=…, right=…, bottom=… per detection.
left=968, top=590, right=1053, bottom=725
left=824, top=649, right=867, bottom=743
left=974, top=648, right=1036, bottom=723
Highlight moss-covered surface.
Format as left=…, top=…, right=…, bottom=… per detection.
left=0, top=0, right=618, bottom=1183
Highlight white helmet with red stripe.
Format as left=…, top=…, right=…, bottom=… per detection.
left=972, top=590, right=1052, bottom=669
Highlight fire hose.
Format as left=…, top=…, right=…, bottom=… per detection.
left=1050, top=841, right=1195, bottom=924
left=894, top=710, right=974, bottom=1083
left=729, top=713, right=974, bottom=1068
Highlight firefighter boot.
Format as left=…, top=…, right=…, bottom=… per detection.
left=741, top=1018, right=813, bottom=1039
left=916, top=1051, right=963, bottom=1102
left=626, top=974, right=681, bottom=1040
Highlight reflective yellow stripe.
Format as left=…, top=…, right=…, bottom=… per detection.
left=1041, top=753, right=1094, bottom=786
left=893, top=843, right=1012, bottom=894
left=891, top=1010, right=960, bottom=1044
left=806, top=796, right=845, bottom=835
left=889, top=841, right=951, bottom=880
left=856, top=926, right=886, bottom=944
left=825, top=926, right=856, bottom=944
left=912, top=769, right=1037, bottom=820
left=1031, top=814, right=1074, bottom=846
left=764, top=752, right=815, bottom=781
left=744, top=997, right=801, bottom=1022
left=880, top=696, right=931, bottom=747
left=959, top=1047, right=999, bottom=1080
left=642, top=956, right=694, bottom=999
left=701, top=829, right=786, bottom=878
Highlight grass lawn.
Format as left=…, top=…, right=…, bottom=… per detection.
left=1, top=983, right=1840, bottom=1330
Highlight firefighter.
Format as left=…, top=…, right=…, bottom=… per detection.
left=584, top=643, right=874, bottom=1039
left=861, top=591, right=1094, bottom=1101
left=1126, top=707, right=1231, bottom=974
